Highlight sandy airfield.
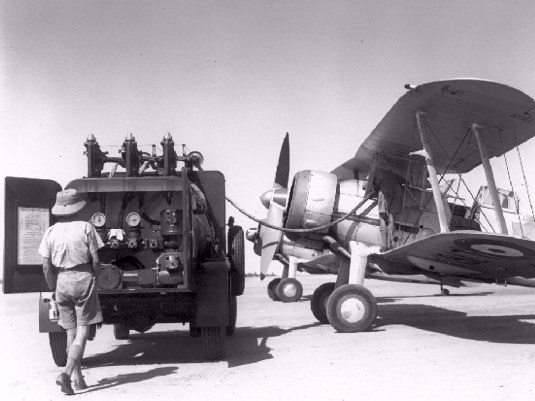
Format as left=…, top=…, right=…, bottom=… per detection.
left=2, top=275, right=535, bottom=401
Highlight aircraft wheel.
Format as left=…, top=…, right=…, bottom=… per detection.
left=113, top=323, right=130, bottom=340
left=310, top=282, right=335, bottom=324
left=441, top=288, right=450, bottom=296
left=276, top=278, right=303, bottom=303
left=326, top=284, right=377, bottom=333
left=226, top=295, right=237, bottom=336
left=267, top=278, right=281, bottom=301
left=49, top=331, right=67, bottom=367
left=201, top=327, right=225, bottom=361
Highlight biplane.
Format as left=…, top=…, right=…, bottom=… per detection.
left=247, top=79, right=535, bottom=333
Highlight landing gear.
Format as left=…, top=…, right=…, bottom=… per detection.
left=322, top=241, right=378, bottom=333
left=441, top=287, right=450, bottom=296
left=276, top=278, right=303, bottom=303
left=326, top=284, right=378, bottom=333
left=310, top=282, right=335, bottom=324
left=113, top=323, right=130, bottom=340
left=267, top=278, right=281, bottom=301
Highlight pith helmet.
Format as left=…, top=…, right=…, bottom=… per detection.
left=51, top=189, right=87, bottom=216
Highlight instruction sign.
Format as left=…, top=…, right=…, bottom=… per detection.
left=17, top=207, right=49, bottom=265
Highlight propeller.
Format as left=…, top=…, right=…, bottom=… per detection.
left=258, top=133, right=290, bottom=279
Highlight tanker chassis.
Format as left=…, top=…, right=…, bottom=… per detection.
left=4, top=133, right=245, bottom=363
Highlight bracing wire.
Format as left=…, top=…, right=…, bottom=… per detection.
left=458, top=176, right=496, bottom=233
left=514, top=131, right=535, bottom=220
left=399, top=125, right=472, bottom=245
left=499, top=131, right=524, bottom=237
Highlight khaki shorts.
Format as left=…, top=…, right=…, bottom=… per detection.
left=56, top=264, right=103, bottom=330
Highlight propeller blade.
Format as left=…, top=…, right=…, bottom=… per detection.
left=274, top=133, right=290, bottom=189
left=259, top=202, right=284, bottom=279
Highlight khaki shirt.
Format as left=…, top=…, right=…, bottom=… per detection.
left=38, top=221, right=104, bottom=268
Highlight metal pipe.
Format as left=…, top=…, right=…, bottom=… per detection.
left=472, top=124, right=508, bottom=234
left=415, top=111, right=450, bottom=233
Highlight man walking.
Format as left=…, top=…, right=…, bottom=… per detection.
left=38, top=188, right=104, bottom=395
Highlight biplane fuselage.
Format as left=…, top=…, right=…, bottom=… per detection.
left=250, top=79, right=535, bottom=333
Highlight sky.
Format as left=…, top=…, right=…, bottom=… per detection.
left=2, top=0, right=535, bottom=277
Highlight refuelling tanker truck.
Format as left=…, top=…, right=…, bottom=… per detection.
left=3, top=133, right=245, bottom=362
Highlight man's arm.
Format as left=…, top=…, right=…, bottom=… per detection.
left=91, top=251, right=101, bottom=275
left=42, top=257, right=57, bottom=291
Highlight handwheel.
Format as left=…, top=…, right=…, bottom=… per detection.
left=267, top=278, right=281, bottom=301
left=310, top=282, right=335, bottom=324
left=326, top=284, right=377, bottom=333
left=276, top=278, right=303, bottom=303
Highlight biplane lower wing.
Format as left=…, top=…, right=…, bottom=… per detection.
left=372, top=231, right=535, bottom=286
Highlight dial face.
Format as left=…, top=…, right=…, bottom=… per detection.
left=126, top=212, right=141, bottom=227
left=91, top=212, right=106, bottom=228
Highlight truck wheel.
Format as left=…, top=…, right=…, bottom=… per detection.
left=326, top=284, right=377, bottom=333
left=267, top=278, right=281, bottom=301
left=226, top=295, right=237, bottom=336
left=114, top=323, right=130, bottom=340
left=228, top=226, right=245, bottom=296
left=49, top=331, right=67, bottom=367
left=276, top=278, right=303, bottom=303
left=310, top=282, right=335, bottom=324
left=201, top=327, right=225, bottom=361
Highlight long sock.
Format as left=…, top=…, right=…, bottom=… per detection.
left=63, top=344, right=84, bottom=376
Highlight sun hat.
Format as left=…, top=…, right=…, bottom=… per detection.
left=51, top=189, right=87, bottom=216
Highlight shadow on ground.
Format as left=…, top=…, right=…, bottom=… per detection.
left=79, top=366, right=178, bottom=394
left=84, top=323, right=320, bottom=370
left=375, top=302, right=535, bottom=344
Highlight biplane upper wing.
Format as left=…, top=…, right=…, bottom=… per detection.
left=372, top=230, right=535, bottom=281
left=332, top=79, right=535, bottom=181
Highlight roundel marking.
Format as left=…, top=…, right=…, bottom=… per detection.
left=470, top=244, right=524, bottom=257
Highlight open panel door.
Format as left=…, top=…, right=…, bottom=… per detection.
left=4, top=177, right=61, bottom=293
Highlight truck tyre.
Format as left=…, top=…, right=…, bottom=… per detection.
left=49, top=331, right=67, bottom=367
left=114, top=323, right=130, bottom=340
left=201, top=327, right=225, bottom=361
left=226, top=295, right=237, bottom=336
left=228, top=226, right=245, bottom=296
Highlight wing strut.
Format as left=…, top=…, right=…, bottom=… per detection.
left=472, top=124, right=508, bottom=234
left=415, top=111, right=450, bottom=233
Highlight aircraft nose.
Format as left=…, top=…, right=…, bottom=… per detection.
left=260, top=189, right=272, bottom=209
left=246, top=227, right=259, bottom=242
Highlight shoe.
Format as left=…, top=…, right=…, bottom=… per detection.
left=73, top=377, right=88, bottom=390
left=56, top=373, right=74, bottom=395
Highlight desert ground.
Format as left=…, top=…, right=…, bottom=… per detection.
left=2, top=275, right=535, bottom=401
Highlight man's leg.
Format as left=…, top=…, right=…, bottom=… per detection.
left=65, top=327, right=76, bottom=355
left=63, top=325, right=91, bottom=378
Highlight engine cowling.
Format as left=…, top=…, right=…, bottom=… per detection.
left=284, top=170, right=338, bottom=232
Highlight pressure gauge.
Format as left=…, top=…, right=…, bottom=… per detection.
left=126, top=212, right=141, bottom=227
left=91, top=212, right=106, bottom=228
